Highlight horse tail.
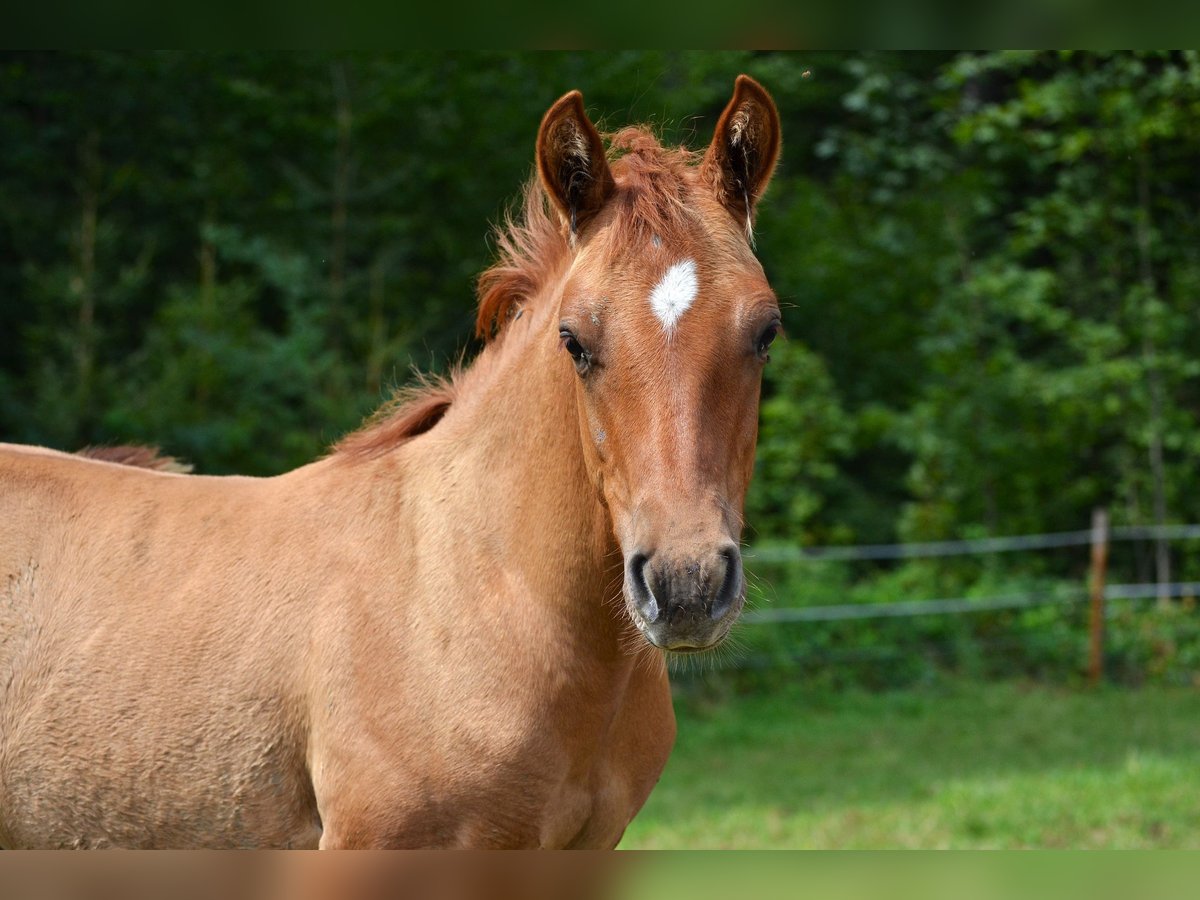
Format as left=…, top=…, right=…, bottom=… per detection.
left=75, top=445, right=194, bottom=474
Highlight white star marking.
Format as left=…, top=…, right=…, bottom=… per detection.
left=649, top=259, right=698, bottom=330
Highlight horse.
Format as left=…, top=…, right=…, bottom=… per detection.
left=0, top=75, right=782, bottom=848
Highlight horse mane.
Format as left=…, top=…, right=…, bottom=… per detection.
left=332, top=374, right=458, bottom=459
left=77, top=445, right=193, bottom=474
left=335, top=126, right=698, bottom=461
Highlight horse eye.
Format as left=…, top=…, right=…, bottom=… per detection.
left=559, top=329, right=590, bottom=372
left=756, top=323, right=780, bottom=359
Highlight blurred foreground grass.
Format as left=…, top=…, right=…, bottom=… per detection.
left=619, top=681, right=1200, bottom=848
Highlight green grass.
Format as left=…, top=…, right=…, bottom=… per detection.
left=619, top=680, right=1200, bottom=848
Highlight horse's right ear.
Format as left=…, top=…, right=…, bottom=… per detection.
left=536, top=91, right=615, bottom=239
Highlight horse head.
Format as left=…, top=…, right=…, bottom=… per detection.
left=536, top=76, right=782, bottom=652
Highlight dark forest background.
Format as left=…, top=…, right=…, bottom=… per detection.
left=4, top=52, right=1200, bottom=683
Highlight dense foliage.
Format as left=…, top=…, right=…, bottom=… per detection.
left=4, top=52, right=1198, bottom=683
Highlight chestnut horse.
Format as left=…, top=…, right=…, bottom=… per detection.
left=0, top=75, right=782, bottom=848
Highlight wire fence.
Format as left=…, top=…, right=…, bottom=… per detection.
left=743, top=520, right=1200, bottom=627
left=750, top=524, right=1200, bottom=563
left=662, top=520, right=1200, bottom=681
left=707, top=519, right=1200, bottom=683
left=743, top=582, right=1200, bottom=624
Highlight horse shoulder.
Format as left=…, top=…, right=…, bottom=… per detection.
left=567, top=655, right=676, bottom=848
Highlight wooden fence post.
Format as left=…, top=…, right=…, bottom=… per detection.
left=1088, top=508, right=1109, bottom=687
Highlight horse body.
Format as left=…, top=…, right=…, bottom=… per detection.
left=0, top=450, right=321, bottom=847
left=0, top=75, right=781, bottom=847
left=0, top=308, right=671, bottom=848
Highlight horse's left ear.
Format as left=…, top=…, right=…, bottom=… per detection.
left=536, top=91, right=615, bottom=239
left=702, top=75, right=782, bottom=237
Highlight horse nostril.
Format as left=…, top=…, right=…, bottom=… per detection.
left=709, top=545, right=742, bottom=621
left=627, top=552, right=659, bottom=623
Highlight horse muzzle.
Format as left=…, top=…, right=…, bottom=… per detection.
left=624, top=544, right=744, bottom=651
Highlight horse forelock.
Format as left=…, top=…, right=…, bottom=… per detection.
left=606, top=127, right=702, bottom=246
left=476, top=126, right=702, bottom=343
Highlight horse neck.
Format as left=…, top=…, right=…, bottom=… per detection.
left=409, top=286, right=627, bottom=653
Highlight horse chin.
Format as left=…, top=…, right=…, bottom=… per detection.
left=659, top=643, right=714, bottom=656
left=626, top=604, right=737, bottom=654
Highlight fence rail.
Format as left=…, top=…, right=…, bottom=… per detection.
left=743, top=581, right=1200, bottom=624
left=741, top=514, right=1200, bottom=685
left=750, top=523, right=1200, bottom=562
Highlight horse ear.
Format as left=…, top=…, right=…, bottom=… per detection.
left=536, top=91, right=615, bottom=238
left=702, top=75, right=782, bottom=238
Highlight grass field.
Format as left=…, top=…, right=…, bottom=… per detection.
left=619, top=680, right=1200, bottom=848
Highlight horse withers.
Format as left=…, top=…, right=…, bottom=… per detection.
left=0, top=75, right=782, bottom=848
